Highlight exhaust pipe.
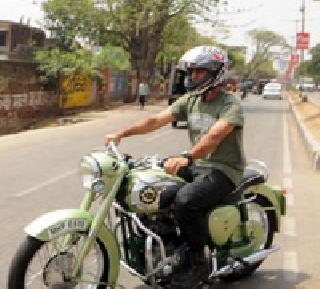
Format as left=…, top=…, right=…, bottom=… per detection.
left=243, top=245, right=280, bottom=264
left=209, top=245, right=280, bottom=279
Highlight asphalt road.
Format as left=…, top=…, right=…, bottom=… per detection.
left=0, top=93, right=319, bottom=289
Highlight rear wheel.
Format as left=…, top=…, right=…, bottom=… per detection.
left=222, top=195, right=276, bottom=281
left=8, top=233, right=109, bottom=289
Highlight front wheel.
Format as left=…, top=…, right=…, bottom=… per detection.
left=8, top=233, right=109, bottom=289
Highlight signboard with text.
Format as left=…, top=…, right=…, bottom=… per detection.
left=296, top=32, right=310, bottom=50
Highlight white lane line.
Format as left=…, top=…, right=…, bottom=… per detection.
left=283, top=177, right=293, bottom=189
left=283, top=252, right=299, bottom=282
left=282, top=216, right=297, bottom=237
left=286, top=193, right=295, bottom=207
left=14, top=169, right=77, bottom=198
left=146, top=129, right=173, bottom=142
left=283, top=113, right=292, bottom=175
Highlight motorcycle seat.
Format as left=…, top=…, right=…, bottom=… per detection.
left=221, top=168, right=265, bottom=204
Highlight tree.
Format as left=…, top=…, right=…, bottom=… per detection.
left=305, top=44, right=320, bottom=86
left=227, top=50, right=246, bottom=78
left=41, top=0, right=225, bottom=87
left=156, top=15, right=217, bottom=80
left=245, top=29, right=289, bottom=79
left=35, top=48, right=97, bottom=93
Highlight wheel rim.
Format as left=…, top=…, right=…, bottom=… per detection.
left=25, top=233, right=105, bottom=289
left=246, top=202, right=269, bottom=249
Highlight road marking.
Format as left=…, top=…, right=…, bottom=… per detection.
left=283, top=177, right=293, bottom=189
left=282, top=216, right=297, bottom=237
left=286, top=193, right=295, bottom=207
left=14, top=170, right=77, bottom=198
left=283, top=113, right=292, bottom=175
left=146, top=129, right=173, bottom=142
left=283, top=251, right=299, bottom=282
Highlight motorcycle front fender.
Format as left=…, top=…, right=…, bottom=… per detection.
left=25, top=209, right=120, bottom=285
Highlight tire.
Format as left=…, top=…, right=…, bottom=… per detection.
left=222, top=195, right=276, bottom=281
left=8, top=234, right=109, bottom=289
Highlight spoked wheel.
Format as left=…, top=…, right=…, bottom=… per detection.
left=222, top=195, right=276, bottom=281
left=8, top=233, right=109, bottom=289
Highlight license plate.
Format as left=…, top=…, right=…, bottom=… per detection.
left=48, top=219, right=88, bottom=238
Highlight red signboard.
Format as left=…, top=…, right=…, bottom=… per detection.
left=290, top=54, right=299, bottom=65
left=296, top=32, right=310, bottom=50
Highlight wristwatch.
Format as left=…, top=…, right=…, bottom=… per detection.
left=180, top=151, right=193, bottom=166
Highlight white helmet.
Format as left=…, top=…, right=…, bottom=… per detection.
left=178, top=46, right=229, bottom=95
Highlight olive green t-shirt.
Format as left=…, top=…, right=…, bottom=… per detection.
left=169, top=91, right=245, bottom=186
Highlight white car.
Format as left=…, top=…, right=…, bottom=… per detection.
left=263, top=82, right=282, bottom=100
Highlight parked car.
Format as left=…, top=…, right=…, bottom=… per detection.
left=295, top=77, right=316, bottom=92
left=263, top=82, right=282, bottom=100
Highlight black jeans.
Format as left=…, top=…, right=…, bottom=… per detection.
left=174, top=167, right=236, bottom=251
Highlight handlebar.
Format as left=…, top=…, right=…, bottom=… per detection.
left=106, top=141, right=124, bottom=161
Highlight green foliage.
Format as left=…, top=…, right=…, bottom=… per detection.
left=35, top=48, right=97, bottom=82
left=253, top=60, right=277, bottom=79
left=305, top=44, right=320, bottom=84
left=94, top=45, right=130, bottom=70
left=157, top=15, right=216, bottom=63
left=41, top=0, right=224, bottom=81
left=246, top=29, right=289, bottom=79
left=227, top=50, right=246, bottom=77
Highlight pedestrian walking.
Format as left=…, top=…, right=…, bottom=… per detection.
left=138, top=79, right=149, bottom=110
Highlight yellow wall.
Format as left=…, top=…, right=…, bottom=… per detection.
left=60, top=74, right=92, bottom=108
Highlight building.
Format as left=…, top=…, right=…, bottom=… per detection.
left=0, top=20, right=45, bottom=61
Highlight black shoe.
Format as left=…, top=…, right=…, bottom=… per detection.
left=170, top=250, right=209, bottom=289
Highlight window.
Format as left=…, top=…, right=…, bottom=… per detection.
left=0, top=31, right=8, bottom=47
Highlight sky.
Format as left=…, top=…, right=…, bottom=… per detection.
left=1, top=0, right=320, bottom=54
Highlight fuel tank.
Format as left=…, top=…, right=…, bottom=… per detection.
left=120, top=168, right=186, bottom=213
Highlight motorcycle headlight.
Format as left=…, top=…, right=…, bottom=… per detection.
left=79, top=156, right=103, bottom=190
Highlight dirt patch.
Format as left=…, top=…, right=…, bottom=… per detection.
left=288, top=91, right=320, bottom=144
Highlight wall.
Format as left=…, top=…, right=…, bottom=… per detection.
left=0, top=60, right=58, bottom=135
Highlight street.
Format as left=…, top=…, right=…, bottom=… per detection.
left=0, top=93, right=320, bottom=289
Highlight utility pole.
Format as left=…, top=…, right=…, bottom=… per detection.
left=299, top=0, right=307, bottom=101
left=300, top=0, right=306, bottom=69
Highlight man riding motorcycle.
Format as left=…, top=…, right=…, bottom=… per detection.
left=104, top=45, right=245, bottom=288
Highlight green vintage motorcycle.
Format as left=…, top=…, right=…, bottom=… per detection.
left=8, top=143, right=286, bottom=289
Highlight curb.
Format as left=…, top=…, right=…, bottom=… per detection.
left=288, top=94, right=320, bottom=171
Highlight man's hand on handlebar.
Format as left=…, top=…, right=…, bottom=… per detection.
left=164, top=157, right=189, bottom=176
left=104, top=133, right=122, bottom=146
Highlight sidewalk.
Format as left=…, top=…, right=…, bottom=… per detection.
left=31, top=98, right=167, bottom=130
left=288, top=91, right=320, bottom=170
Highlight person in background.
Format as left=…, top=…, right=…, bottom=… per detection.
left=138, top=78, right=149, bottom=110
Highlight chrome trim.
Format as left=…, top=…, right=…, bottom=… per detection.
left=81, top=155, right=101, bottom=177
left=109, top=142, right=124, bottom=161
left=112, top=202, right=167, bottom=279
left=120, top=260, right=147, bottom=281
left=208, top=245, right=280, bottom=279
left=243, top=244, right=280, bottom=264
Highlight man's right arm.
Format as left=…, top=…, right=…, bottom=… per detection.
left=104, top=109, right=175, bottom=145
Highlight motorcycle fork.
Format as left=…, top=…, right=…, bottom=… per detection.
left=62, top=191, right=96, bottom=248
left=71, top=169, right=126, bottom=279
